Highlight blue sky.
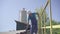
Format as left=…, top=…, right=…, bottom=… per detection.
left=0, top=0, right=60, bottom=32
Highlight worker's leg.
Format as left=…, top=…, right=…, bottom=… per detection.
left=30, top=25, right=33, bottom=34
left=34, top=24, right=38, bottom=34
left=35, top=31, right=37, bottom=34
left=31, top=19, right=38, bottom=34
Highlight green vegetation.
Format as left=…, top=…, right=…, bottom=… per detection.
left=46, top=20, right=60, bottom=34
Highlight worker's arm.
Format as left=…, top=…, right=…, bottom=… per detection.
left=27, top=16, right=30, bottom=30
left=34, top=13, right=39, bottom=17
left=26, top=16, right=30, bottom=30
left=28, top=16, right=30, bottom=24
left=34, top=13, right=40, bottom=19
left=33, top=13, right=39, bottom=15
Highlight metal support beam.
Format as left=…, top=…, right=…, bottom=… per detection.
left=41, top=0, right=49, bottom=16
left=49, top=0, right=53, bottom=34
left=43, top=11, right=46, bottom=34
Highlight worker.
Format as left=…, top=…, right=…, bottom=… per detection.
left=28, top=11, right=39, bottom=34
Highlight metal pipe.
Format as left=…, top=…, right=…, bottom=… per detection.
left=49, top=0, right=53, bottom=34
left=41, top=0, right=49, bottom=16
left=43, top=11, right=46, bottom=34
left=41, top=15, right=43, bottom=34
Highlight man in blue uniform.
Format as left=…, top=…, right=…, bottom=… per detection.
left=28, top=11, right=39, bottom=34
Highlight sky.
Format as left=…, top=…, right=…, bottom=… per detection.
left=0, top=0, right=60, bottom=32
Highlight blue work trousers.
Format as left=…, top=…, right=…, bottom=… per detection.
left=30, top=24, right=38, bottom=34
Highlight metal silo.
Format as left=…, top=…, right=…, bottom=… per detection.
left=20, top=8, right=27, bottom=23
